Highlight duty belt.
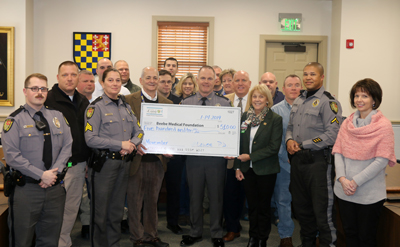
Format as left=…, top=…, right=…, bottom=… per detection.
left=107, top=151, right=128, bottom=161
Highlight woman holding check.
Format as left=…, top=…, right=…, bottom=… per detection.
left=234, top=84, right=282, bottom=247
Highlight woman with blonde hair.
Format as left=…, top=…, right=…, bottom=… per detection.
left=219, top=69, right=236, bottom=95
left=234, top=84, right=282, bottom=247
left=175, top=73, right=198, bottom=99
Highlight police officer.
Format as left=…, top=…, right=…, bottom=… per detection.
left=180, top=66, right=231, bottom=247
left=84, top=68, right=143, bottom=247
left=2, top=73, right=73, bottom=247
left=286, top=62, right=342, bottom=247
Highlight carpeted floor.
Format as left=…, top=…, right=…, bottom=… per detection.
left=70, top=206, right=301, bottom=247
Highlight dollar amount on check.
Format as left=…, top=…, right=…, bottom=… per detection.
left=140, top=103, right=241, bottom=157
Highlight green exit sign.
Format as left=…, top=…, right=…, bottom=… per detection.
left=279, top=13, right=302, bottom=32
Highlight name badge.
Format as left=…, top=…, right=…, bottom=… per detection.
left=105, top=113, right=113, bottom=116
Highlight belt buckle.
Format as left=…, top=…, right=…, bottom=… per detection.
left=121, top=155, right=126, bottom=160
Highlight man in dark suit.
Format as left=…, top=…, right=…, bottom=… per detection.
left=223, top=70, right=251, bottom=242
left=125, top=66, right=172, bottom=247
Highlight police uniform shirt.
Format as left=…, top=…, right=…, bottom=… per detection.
left=2, top=104, right=73, bottom=180
left=181, top=91, right=231, bottom=107
left=285, top=86, right=342, bottom=151
left=84, top=93, right=144, bottom=152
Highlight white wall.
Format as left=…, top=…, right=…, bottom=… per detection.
left=0, top=0, right=33, bottom=116
left=335, top=0, right=400, bottom=120
left=32, top=0, right=332, bottom=89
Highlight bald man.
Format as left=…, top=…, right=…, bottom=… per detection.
left=259, top=72, right=284, bottom=105
left=125, top=67, right=172, bottom=247
left=92, top=58, right=130, bottom=100
left=114, top=60, right=141, bottom=93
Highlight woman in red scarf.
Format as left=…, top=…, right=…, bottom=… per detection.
left=332, top=78, right=396, bottom=247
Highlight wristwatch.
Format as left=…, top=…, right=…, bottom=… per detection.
left=298, top=142, right=303, bottom=149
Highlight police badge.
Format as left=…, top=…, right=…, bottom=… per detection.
left=73, top=32, right=112, bottom=75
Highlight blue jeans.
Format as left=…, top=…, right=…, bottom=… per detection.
left=272, top=168, right=294, bottom=238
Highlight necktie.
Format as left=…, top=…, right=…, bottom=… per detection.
left=201, top=97, right=207, bottom=106
left=36, top=111, right=52, bottom=170
left=238, top=98, right=243, bottom=114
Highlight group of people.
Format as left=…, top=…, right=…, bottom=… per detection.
left=1, top=57, right=396, bottom=247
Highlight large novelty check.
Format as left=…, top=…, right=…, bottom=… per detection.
left=140, top=103, right=241, bottom=157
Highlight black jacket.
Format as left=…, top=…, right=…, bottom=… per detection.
left=45, top=84, right=90, bottom=163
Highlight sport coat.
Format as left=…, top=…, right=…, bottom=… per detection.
left=233, top=109, right=282, bottom=175
left=225, top=93, right=249, bottom=168
left=225, top=93, right=250, bottom=112
left=125, top=90, right=173, bottom=176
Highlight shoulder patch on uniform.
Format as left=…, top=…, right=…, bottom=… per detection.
left=85, top=122, right=93, bottom=132
left=329, top=102, right=338, bottom=114
left=3, top=118, right=14, bottom=133
left=10, top=106, right=24, bottom=117
left=312, top=137, right=322, bottom=143
left=323, top=91, right=335, bottom=100
left=86, top=107, right=95, bottom=119
left=214, top=92, right=229, bottom=101
left=90, top=96, right=103, bottom=105
left=331, top=117, right=339, bottom=125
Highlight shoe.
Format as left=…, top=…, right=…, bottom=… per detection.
left=121, top=219, right=129, bottom=233
left=167, top=224, right=183, bottom=234
left=222, top=232, right=240, bottom=242
left=180, top=235, right=202, bottom=246
left=143, top=238, right=169, bottom=247
left=258, top=239, right=266, bottom=247
left=212, top=238, right=224, bottom=247
left=280, top=237, right=294, bottom=247
left=133, top=240, right=149, bottom=247
left=247, top=237, right=259, bottom=247
left=81, top=225, right=89, bottom=239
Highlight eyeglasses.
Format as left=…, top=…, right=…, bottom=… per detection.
left=25, top=87, right=49, bottom=92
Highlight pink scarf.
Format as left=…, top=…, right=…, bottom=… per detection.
left=332, top=110, right=396, bottom=167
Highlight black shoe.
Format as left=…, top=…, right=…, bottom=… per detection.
left=180, top=235, right=202, bottom=246
left=121, top=219, right=129, bottom=233
left=143, top=238, right=169, bottom=247
left=258, top=239, right=266, bottom=247
left=81, top=225, right=89, bottom=239
left=133, top=240, right=149, bottom=247
left=247, top=237, right=259, bottom=247
left=167, top=224, right=183, bottom=234
left=212, top=238, right=224, bottom=247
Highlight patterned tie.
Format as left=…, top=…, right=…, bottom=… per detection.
left=36, top=111, right=52, bottom=170
left=238, top=97, right=243, bottom=115
left=201, top=97, right=207, bottom=106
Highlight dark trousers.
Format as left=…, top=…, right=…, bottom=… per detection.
left=290, top=151, right=336, bottom=247
left=223, top=168, right=245, bottom=232
left=90, top=159, right=130, bottom=247
left=186, top=156, right=226, bottom=238
left=337, top=198, right=384, bottom=247
left=127, top=161, right=164, bottom=242
left=9, top=183, right=65, bottom=247
left=165, top=155, right=185, bottom=225
left=243, top=168, right=276, bottom=240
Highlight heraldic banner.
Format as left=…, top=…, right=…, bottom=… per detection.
left=73, top=32, right=111, bottom=75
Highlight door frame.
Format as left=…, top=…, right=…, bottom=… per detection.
left=259, top=35, right=328, bottom=86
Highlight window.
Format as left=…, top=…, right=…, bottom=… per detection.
left=157, top=21, right=209, bottom=78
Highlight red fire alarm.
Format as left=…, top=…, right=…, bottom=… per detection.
left=346, top=39, right=354, bottom=49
